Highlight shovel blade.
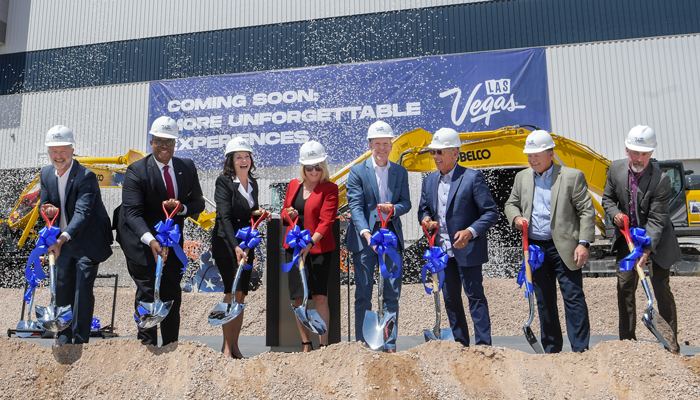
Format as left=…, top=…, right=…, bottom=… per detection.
left=523, top=326, right=545, bottom=354
left=136, top=300, right=174, bottom=329
left=423, top=327, right=455, bottom=342
left=363, top=310, right=396, bottom=350
left=15, top=321, right=38, bottom=338
left=35, top=305, right=72, bottom=332
left=208, top=301, right=246, bottom=326
left=293, top=305, right=327, bottom=335
left=642, top=307, right=679, bottom=353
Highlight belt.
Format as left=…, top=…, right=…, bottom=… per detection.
left=373, top=221, right=393, bottom=229
left=529, top=238, right=553, bottom=244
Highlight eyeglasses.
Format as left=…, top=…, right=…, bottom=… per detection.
left=153, top=138, right=176, bottom=147
left=429, top=149, right=446, bottom=155
left=304, top=165, right=323, bottom=172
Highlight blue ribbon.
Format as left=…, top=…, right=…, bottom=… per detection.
left=155, top=218, right=188, bottom=274
left=516, top=245, right=544, bottom=298
left=281, top=225, right=312, bottom=273
left=23, top=225, right=60, bottom=302
left=91, top=318, right=101, bottom=330
left=370, top=228, right=402, bottom=279
left=620, top=227, right=651, bottom=271
left=235, top=226, right=261, bottom=271
left=421, top=246, right=449, bottom=294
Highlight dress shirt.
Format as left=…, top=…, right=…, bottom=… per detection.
left=54, top=160, right=74, bottom=241
left=359, top=156, right=390, bottom=237
left=435, top=165, right=477, bottom=257
left=233, top=176, right=255, bottom=208
left=530, top=165, right=553, bottom=241
left=627, top=163, right=649, bottom=228
left=140, top=158, right=188, bottom=246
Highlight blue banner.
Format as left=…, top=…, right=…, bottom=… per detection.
left=149, top=48, right=549, bottom=169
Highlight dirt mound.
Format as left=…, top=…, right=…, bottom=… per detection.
left=0, top=338, right=698, bottom=399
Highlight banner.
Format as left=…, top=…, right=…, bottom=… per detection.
left=148, top=48, right=549, bottom=169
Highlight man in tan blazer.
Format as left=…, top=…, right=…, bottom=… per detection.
left=504, top=130, right=595, bottom=353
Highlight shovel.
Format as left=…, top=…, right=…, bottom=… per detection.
left=421, top=221, right=454, bottom=342
left=208, top=210, right=269, bottom=326
left=363, top=205, right=397, bottom=350
left=621, top=215, right=679, bottom=353
left=35, top=208, right=73, bottom=333
left=135, top=202, right=181, bottom=329
left=521, top=220, right=544, bottom=354
left=16, top=290, right=38, bottom=338
left=292, top=257, right=328, bottom=335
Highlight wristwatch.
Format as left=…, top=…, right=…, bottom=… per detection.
left=579, top=241, right=590, bottom=249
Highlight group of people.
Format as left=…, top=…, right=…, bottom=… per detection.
left=38, top=116, right=681, bottom=354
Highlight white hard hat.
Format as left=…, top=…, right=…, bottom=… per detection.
left=625, top=125, right=657, bottom=152
left=523, top=130, right=556, bottom=154
left=299, top=140, right=327, bottom=165
left=225, top=137, right=253, bottom=156
left=149, top=116, right=179, bottom=139
left=428, top=128, right=461, bottom=149
left=45, top=125, right=75, bottom=146
left=367, top=120, right=394, bottom=140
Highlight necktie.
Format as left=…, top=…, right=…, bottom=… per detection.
left=163, top=165, right=175, bottom=199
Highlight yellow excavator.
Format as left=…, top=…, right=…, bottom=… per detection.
left=330, top=125, right=700, bottom=274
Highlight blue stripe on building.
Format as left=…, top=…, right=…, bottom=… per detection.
left=1, top=0, right=698, bottom=95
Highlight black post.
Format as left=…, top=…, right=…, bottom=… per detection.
left=327, top=219, right=341, bottom=344
left=265, top=216, right=281, bottom=347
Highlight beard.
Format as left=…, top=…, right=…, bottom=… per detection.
left=630, top=161, right=646, bottom=173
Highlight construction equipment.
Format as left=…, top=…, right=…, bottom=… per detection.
left=329, top=125, right=700, bottom=275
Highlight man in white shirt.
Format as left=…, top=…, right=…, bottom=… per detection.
left=40, top=125, right=113, bottom=345
left=346, top=121, right=411, bottom=352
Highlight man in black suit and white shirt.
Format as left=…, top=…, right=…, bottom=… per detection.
left=117, top=116, right=204, bottom=346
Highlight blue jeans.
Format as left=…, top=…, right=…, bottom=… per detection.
left=55, top=241, right=99, bottom=345
left=531, top=240, right=590, bottom=353
left=353, top=244, right=401, bottom=350
left=442, top=258, right=491, bottom=346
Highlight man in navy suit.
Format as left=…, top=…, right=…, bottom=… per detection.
left=116, top=116, right=204, bottom=346
left=418, top=128, right=499, bottom=346
left=40, top=125, right=113, bottom=345
left=346, top=121, right=411, bottom=352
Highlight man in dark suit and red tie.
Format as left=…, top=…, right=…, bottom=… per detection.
left=40, top=125, right=113, bottom=345
left=116, top=116, right=204, bottom=347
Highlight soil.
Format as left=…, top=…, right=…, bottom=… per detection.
left=1, top=277, right=699, bottom=399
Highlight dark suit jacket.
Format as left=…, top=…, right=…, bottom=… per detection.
left=116, top=155, right=205, bottom=267
left=418, top=164, right=499, bottom=267
left=283, top=179, right=339, bottom=254
left=40, top=161, right=113, bottom=263
left=345, top=158, right=411, bottom=252
left=602, top=159, right=681, bottom=268
left=211, top=174, right=259, bottom=259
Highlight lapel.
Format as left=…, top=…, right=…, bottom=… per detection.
left=172, top=157, right=187, bottom=201
left=147, top=155, right=168, bottom=200
left=522, top=168, right=535, bottom=219
left=447, top=165, right=466, bottom=210
left=63, top=160, right=79, bottom=205
left=636, top=163, right=654, bottom=201
left=387, top=162, right=398, bottom=203
left=46, top=166, right=60, bottom=206
left=549, top=164, right=562, bottom=218
left=618, top=162, right=630, bottom=212
left=431, top=170, right=441, bottom=214
left=365, top=158, right=380, bottom=203
left=232, top=177, right=253, bottom=215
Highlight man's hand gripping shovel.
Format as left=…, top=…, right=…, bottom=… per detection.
left=35, top=208, right=73, bottom=333
left=134, top=202, right=181, bottom=329
left=521, top=220, right=544, bottom=354
left=421, top=220, right=454, bottom=342
left=281, top=209, right=327, bottom=335
left=208, top=209, right=270, bottom=326
left=621, top=215, right=679, bottom=353
left=362, top=205, right=399, bottom=350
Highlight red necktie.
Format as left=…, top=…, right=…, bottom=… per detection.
left=163, top=165, right=175, bottom=199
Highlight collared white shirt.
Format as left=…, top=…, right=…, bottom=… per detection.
left=530, top=165, right=553, bottom=241
left=435, top=165, right=478, bottom=257
left=233, top=176, right=255, bottom=208
left=54, top=160, right=74, bottom=241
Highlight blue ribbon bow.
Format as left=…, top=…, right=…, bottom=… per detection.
left=23, top=225, right=60, bottom=302
left=516, top=245, right=544, bottom=298
left=155, top=218, right=188, bottom=274
left=91, top=318, right=101, bottom=330
left=235, top=226, right=261, bottom=271
left=370, top=228, right=402, bottom=279
left=281, top=225, right=312, bottom=273
left=421, top=246, right=449, bottom=294
left=620, top=227, right=651, bottom=271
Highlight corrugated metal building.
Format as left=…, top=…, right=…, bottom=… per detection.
left=1, top=0, right=699, bottom=242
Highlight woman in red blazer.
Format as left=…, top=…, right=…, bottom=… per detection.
left=283, top=140, right=339, bottom=351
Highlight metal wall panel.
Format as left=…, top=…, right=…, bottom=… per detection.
left=0, top=0, right=485, bottom=54
left=547, top=34, right=700, bottom=163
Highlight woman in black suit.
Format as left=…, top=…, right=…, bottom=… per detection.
left=211, top=137, right=265, bottom=359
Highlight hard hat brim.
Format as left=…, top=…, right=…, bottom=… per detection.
left=225, top=149, right=253, bottom=156
left=299, top=155, right=327, bottom=165
left=45, top=141, right=74, bottom=146
left=367, top=134, right=394, bottom=140
left=427, top=143, right=459, bottom=150
left=523, top=145, right=555, bottom=154
left=150, top=132, right=179, bottom=140
left=625, top=142, right=656, bottom=152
